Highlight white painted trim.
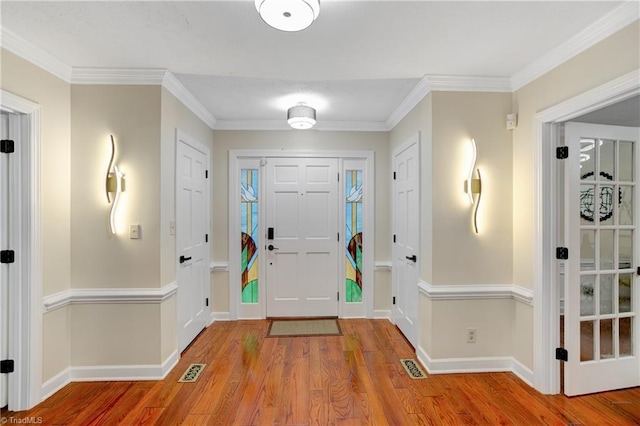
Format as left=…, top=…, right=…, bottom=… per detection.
left=373, top=309, right=392, bottom=321
left=42, top=283, right=178, bottom=313
left=40, top=350, right=179, bottom=403
left=386, top=76, right=431, bottom=130
left=211, top=312, right=231, bottom=321
left=209, top=261, right=229, bottom=272
left=532, top=69, right=640, bottom=395
left=511, top=3, right=640, bottom=91
left=0, top=27, right=72, bottom=82
left=418, top=280, right=533, bottom=306
left=417, top=345, right=532, bottom=384
left=72, top=68, right=218, bottom=129
left=427, top=75, right=512, bottom=93
left=374, top=261, right=392, bottom=271
left=1, top=90, right=43, bottom=411
left=163, top=73, right=217, bottom=129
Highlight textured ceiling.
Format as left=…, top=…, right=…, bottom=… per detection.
left=0, top=1, right=628, bottom=127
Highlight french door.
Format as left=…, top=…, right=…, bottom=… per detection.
left=564, top=122, right=640, bottom=395
left=265, top=158, right=339, bottom=317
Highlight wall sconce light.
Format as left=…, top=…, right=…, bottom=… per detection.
left=464, top=138, right=482, bottom=234
left=105, top=135, right=125, bottom=235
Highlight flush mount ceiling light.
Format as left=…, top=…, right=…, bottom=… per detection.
left=255, top=0, right=320, bottom=32
left=287, top=104, right=317, bottom=129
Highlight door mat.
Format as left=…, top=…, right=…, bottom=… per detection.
left=400, top=359, right=427, bottom=379
left=267, top=319, right=342, bottom=337
left=178, top=363, right=206, bottom=383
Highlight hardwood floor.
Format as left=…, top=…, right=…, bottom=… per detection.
left=3, top=319, right=640, bottom=425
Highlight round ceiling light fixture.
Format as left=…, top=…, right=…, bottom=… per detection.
left=255, top=0, right=320, bottom=32
left=287, top=104, right=316, bottom=130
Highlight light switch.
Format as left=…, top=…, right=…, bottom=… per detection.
left=169, top=221, right=176, bottom=236
left=130, top=224, right=141, bottom=239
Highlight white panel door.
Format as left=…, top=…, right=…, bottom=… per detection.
left=176, top=133, right=209, bottom=352
left=564, top=122, right=640, bottom=396
left=0, top=112, right=9, bottom=407
left=266, top=158, right=339, bottom=317
left=393, top=139, right=420, bottom=347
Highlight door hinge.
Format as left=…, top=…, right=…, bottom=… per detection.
left=556, top=146, right=569, bottom=159
left=205, top=170, right=209, bottom=178
left=556, top=247, right=569, bottom=260
left=0, top=250, right=15, bottom=264
left=555, top=347, right=568, bottom=362
left=337, top=232, right=340, bottom=242
left=0, top=359, right=14, bottom=374
left=393, top=234, right=396, bottom=243
left=0, top=139, right=15, bottom=154
left=392, top=296, right=396, bottom=305
left=205, top=234, right=208, bottom=243
left=205, top=298, right=209, bottom=307
left=337, top=292, right=340, bottom=302
left=637, top=266, right=640, bottom=275
left=337, top=172, right=340, bottom=182
left=393, top=171, right=396, bottom=180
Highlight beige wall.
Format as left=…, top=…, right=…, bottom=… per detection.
left=211, top=130, right=391, bottom=312
left=510, top=21, right=639, bottom=370
left=1, top=48, right=72, bottom=382
left=432, top=91, right=513, bottom=285
left=71, top=85, right=162, bottom=289
left=160, top=88, right=214, bottom=287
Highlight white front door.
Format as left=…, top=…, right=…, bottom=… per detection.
left=176, top=131, right=209, bottom=352
left=392, top=137, right=420, bottom=347
left=265, top=158, right=339, bottom=317
left=564, top=122, right=640, bottom=396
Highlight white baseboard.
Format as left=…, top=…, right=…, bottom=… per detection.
left=373, top=309, right=392, bottom=321
left=40, top=350, right=179, bottom=403
left=512, top=357, right=534, bottom=387
left=417, top=345, right=533, bottom=386
left=211, top=311, right=231, bottom=321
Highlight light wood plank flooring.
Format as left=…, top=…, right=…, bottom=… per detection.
left=2, top=319, right=640, bottom=425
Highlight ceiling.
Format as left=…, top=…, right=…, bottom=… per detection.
left=573, top=95, right=640, bottom=127
left=0, top=1, right=629, bottom=129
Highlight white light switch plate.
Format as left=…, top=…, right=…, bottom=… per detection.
left=130, top=224, right=141, bottom=239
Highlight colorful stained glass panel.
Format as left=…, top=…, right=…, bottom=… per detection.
left=345, top=170, right=363, bottom=303
left=241, top=169, right=259, bottom=303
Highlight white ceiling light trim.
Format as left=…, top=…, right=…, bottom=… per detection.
left=255, top=0, right=320, bottom=32
left=287, top=104, right=316, bottom=129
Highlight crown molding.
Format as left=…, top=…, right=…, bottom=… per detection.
left=0, top=27, right=72, bottom=82
left=214, top=119, right=388, bottom=132
left=71, top=67, right=166, bottom=85
left=427, top=75, right=512, bottom=92
left=162, top=72, right=218, bottom=129
left=71, top=68, right=217, bottom=129
left=385, top=75, right=431, bottom=130
left=511, top=2, right=640, bottom=91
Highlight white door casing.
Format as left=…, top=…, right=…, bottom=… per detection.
left=564, top=122, right=640, bottom=396
left=265, top=157, right=339, bottom=317
left=176, top=130, right=210, bottom=353
left=392, top=135, right=420, bottom=347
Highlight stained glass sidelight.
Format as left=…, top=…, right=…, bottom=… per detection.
left=345, top=170, right=363, bottom=303
left=241, top=169, right=259, bottom=303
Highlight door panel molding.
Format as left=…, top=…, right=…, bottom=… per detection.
left=229, top=150, right=374, bottom=320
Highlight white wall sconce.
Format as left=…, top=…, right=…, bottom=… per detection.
left=464, top=138, right=482, bottom=234
left=105, top=135, right=125, bottom=235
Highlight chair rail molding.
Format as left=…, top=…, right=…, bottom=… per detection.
left=418, top=280, right=533, bottom=305
left=43, top=282, right=178, bottom=313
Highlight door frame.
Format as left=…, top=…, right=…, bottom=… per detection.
left=174, top=129, right=211, bottom=352
left=391, top=133, right=421, bottom=347
left=1, top=90, right=43, bottom=410
left=228, top=149, right=374, bottom=320
left=532, top=70, right=639, bottom=394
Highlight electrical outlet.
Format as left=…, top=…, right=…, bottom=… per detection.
left=467, top=328, right=477, bottom=343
